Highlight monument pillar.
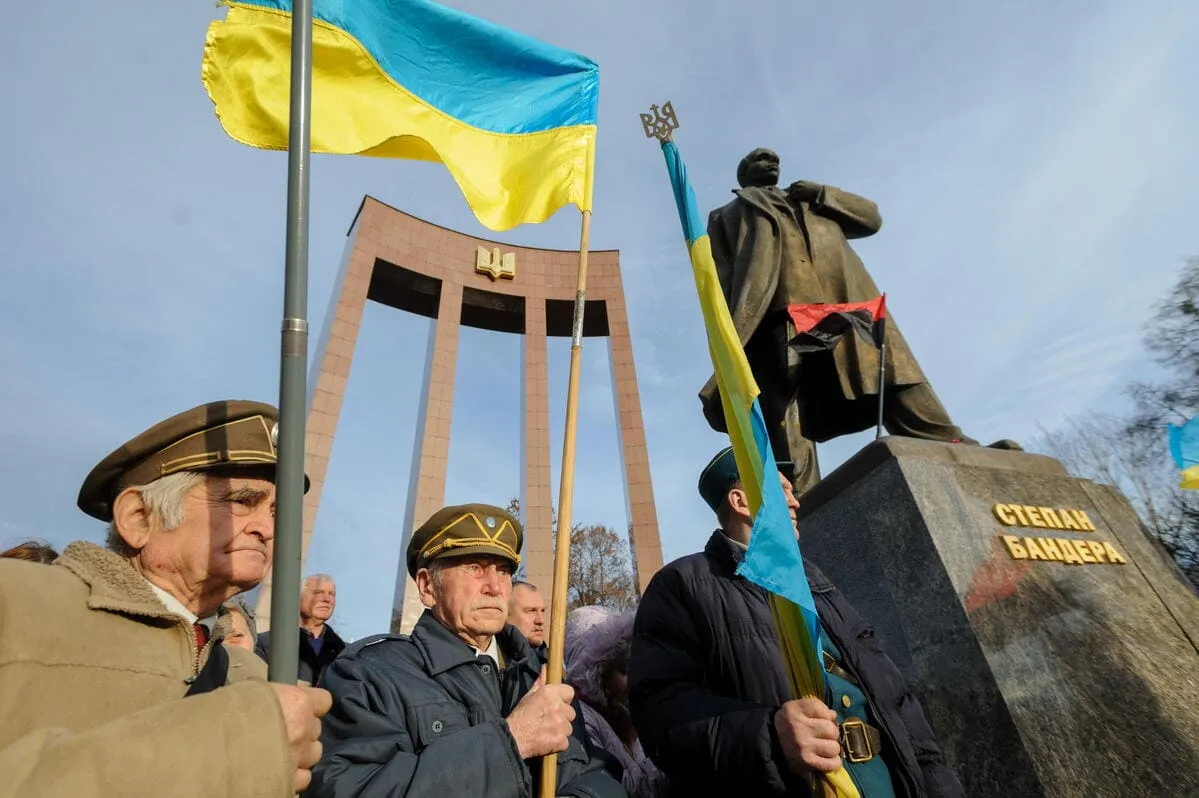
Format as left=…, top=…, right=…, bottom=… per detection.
left=602, top=271, right=663, bottom=595
left=255, top=228, right=372, bottom=631
left=521, top=298, right=555, bottom=596
left=390, top=279, right=463, bottom=633
left=287, top=197, right=663, bottom=637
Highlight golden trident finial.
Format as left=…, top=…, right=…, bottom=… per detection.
left=640, top=101, right=679, bottom=142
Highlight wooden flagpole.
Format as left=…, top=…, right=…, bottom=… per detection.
left=539, top=208, right=592, bottom=798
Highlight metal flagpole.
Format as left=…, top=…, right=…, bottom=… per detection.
left=875, top=294, right=888, bottom=441
left=538, top=209, right=592, bottom=798
left=875, top=341, right=887, bottom=440
left=267, top=0, right=314, bottom=685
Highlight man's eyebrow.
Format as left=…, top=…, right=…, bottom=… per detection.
left=218, top=486, right=270, bottom=503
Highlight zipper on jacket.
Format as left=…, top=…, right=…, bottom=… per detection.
left=187, top=621, right=203, bottom=678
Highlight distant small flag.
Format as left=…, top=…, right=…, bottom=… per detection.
left=788, top=295, right=886, bottom=353
left=1167, top=416, right=1199, bottom=490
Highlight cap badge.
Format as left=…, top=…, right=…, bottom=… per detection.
left=270, top=423, right=279, bottom=448
left=485, top=516, right=497, bottom=528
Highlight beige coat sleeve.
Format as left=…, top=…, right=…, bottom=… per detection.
left=0, top=681, right=292, bottom=798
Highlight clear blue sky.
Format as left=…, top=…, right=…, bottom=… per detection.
left=2, top=0, right=1196, bottom=640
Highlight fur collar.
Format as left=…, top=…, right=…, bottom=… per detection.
left=57, top=541, right=181, bottom=621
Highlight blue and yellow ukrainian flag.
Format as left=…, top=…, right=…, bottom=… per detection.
left=1168, top=416, right=1199, bottom=490
left=202, top=0, right=598, bottom=231
left=659, top=140, right=858, bottom=798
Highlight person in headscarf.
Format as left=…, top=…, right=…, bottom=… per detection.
left=564, top=605, right=617, bottom=670
left=567, top=608, right=668, bottom=798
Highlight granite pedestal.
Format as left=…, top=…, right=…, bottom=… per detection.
left=797, top=438, right=1199, bottom=797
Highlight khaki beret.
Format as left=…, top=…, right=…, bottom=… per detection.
left=407, top=503, right=523, bottom=578
left=77, top=399, right=308, bottom=521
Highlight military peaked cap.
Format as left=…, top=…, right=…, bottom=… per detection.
left=407, top=503, right=523, bottom=578
left=77, top=399, right=307, bottom=521
left=698, top=446, right=794, bottom=513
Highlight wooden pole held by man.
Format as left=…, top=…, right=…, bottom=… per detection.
left=539, top=209, right=592, bottom=797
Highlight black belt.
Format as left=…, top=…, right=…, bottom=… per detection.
left=841, top=717, right=882, bottom=763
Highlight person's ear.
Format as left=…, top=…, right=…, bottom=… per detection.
left=727, top=486, right=752, bottom=518
left=415, top=568, right=437, bottom=609
left=112, top=487, right=153, bottom=551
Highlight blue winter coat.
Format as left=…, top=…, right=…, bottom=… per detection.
left=309, top=610, right=626, bottom=798
left=628, top=531, right=963, bottom=797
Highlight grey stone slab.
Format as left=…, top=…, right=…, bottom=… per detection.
left=796, top=438, right=1199, bottom=797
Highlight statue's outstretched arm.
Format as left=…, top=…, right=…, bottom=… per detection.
left=793, top=181, right=882, bottom=239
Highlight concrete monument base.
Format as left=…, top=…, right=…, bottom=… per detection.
left=797, top=438, right=1199, bottom=797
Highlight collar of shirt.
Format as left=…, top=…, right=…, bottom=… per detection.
left=143, top=578, right=216, bottom=632
left=724, top=533, right=749, bottom=552
left=470, top=635, right=500, bottom=666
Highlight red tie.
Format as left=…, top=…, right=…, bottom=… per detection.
left=193, top=622, right=210, bottom=651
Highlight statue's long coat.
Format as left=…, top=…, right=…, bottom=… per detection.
left=699, top=183, right=928, bottom=443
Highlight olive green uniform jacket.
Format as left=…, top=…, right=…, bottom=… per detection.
left=0, top=541, right=293, bottom=797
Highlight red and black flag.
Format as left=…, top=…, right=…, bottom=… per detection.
left=787, top=294, right=887, bottom=354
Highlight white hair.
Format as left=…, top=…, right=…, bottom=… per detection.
left=302, top=573, right=335, bottom=591
left=426, top=559, right=448, bottom=590
left=106, top=471, right=205, bottom=556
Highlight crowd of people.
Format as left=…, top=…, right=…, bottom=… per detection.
left=0, top=399, right=962, bottom=797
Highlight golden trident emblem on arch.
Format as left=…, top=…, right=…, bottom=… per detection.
left=475, top=246, right=516, bottom=280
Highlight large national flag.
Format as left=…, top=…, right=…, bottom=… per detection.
left=657, top=139, right=858, bottom=798
left=202, top=0, right=598, bottom=231
left=1168, top=416, right=1199, bottom=490
left=789, top=295, right=887, bottom=354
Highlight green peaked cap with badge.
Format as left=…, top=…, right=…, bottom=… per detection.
left=77, top=399, right=309, bottom=522
left=407, top=503, right=523, bottom=578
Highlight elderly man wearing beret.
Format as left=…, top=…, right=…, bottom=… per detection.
left=0, top=400, right=331, bottom=797
left=310, top=503, right=627, bottom=798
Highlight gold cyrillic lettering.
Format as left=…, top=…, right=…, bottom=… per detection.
left=1025, top=506, right=1047, bottom=528
left=1025, top=537, right=1048, bottom=561
left=1058, top=511, right=1080, bottom=531
left=1000, top=535, right=1028, bottom=560
left=993, top=504, right=1018, bottom=525
left=1040, top=538, right=1063, bottom=561
left=1010, top=505, right=1030, bottom=526
left=1059, top=539, right=1084, bottom=564
left=1039, top=508, right=1063, bottom=529
left=1103, top=542, right=1127, bottom=564
left=1076, top=541, right=1097, bottom=563
left=1073, top=510, right=1096, bottom=531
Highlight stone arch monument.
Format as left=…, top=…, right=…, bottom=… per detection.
left=256, top=196, right=663, bottom=634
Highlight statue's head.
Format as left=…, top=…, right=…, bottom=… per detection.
left=737, top=148, right=780, bottom=188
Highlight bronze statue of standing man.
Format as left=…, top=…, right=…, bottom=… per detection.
left=700, top=148, right=1012, bottom=493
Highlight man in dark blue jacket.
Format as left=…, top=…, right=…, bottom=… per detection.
left=629, top=447, right=963, bottom=797
left=255, top=573, right=346, bottom=686
left=309, top=503, right=625, bottom=798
